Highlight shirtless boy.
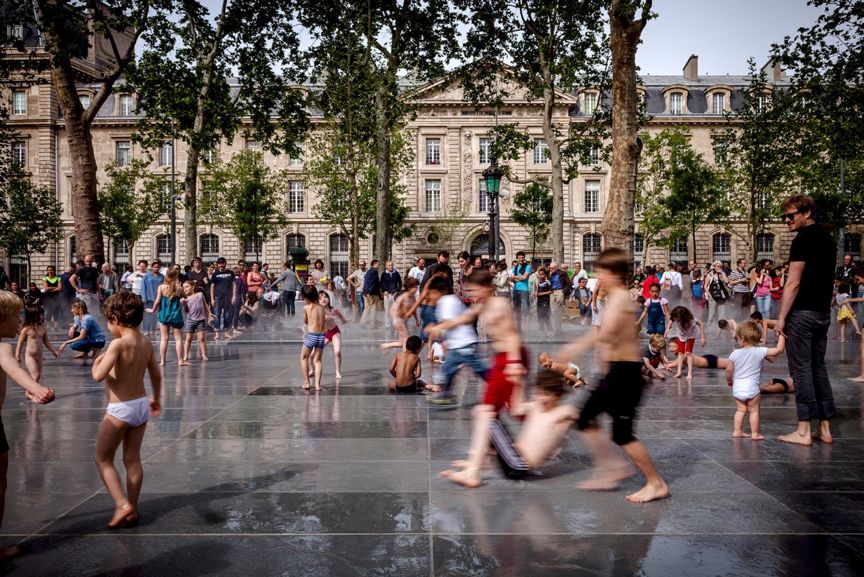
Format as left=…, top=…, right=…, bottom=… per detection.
left=555, top=248, right=669, bottom=503
left=440, top=369, right=578, bottom=488
left=381, top=277, right=420, bottom=350
left=15, top=305, right=60, bottom=382
left=0, top=292, right=55, bottom=559
left=91, top=291, right=162, bottom=529
left=300, top=285, right=326, bottom=391
left=387, top=336, right=436, bottom=393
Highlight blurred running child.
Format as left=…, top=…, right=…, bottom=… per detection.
left=0, top=291, right=55, bottom=560
left=92, top=292, right=162, bottom=529
left=300, top=285, right=326, bottom=391
left=15, top=305, right=60, bottom=381
left=181, top=280, right=210, bottom=363
left=668, top=306, right=705, bottom=379
left=726, top=320, right=786, bottom=440
left=381, top=277, right=421, bottom=350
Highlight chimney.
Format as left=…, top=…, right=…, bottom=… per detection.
left=762, top=59, right=787, bottom=81
left=683, top=54, right=698, bottom=81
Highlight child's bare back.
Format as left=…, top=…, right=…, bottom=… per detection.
left=304, top=302, right=326, bottom=333
left=93, top=331, right=155, bottom=403
left=389, top=351, right=421, bottom=387
left=514, top=401, right=578, bottom=467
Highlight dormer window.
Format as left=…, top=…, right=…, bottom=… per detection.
left=670, top=92, right=683, bottom=115
left=712, top=93, right=725, bottom=115
left=583, top=92, right=598, bottom=115
left=118, top=94, right=133, bottom=116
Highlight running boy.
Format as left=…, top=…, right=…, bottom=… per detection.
left=555, top=248, right=668, bottom=503
left=381, top=276, right=421, bottom=350
left=726, top=320, right=786, bottom=440
left=15, top=305, right=60, bottom=381
left=91, top=292, right=162, bottom=529
left=440, top=369, right=577, bottom=488
left=0, top=292, right=55, bottom=560
left=387, top=336, right=436, bottom=393
left=300, top=285, right=326, bottom=391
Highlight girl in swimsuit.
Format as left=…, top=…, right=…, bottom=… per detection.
left=147, top=269, right=186, bottom=366
left=319, top=291, right=348, bottom=379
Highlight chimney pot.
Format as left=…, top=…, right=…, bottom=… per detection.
left=683, top=54, right=698, bottom=81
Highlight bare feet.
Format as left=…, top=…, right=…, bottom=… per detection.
left=335, top=373, right=343, bottom=379
left=732, top=432, right=748, bottom=438
left=811, top=430, right=834, bottom=444
left=450, top=459, right=471, bottom=469
left=576, top=466, right=635, bottom=491
left=178, top=360, right=189, bottom=366
left=751, top=433, right=765, bottom=441
left=159, top=361, right=166, bottom=367
left=778, top=431, right=813, bottom=446
left=673, top=372, right=682, bottom=379
left=625, top=481, right=669, bottom=503
left=302, top=383, right=311, bottom=390
left=440, top=468, right=482, bottom=488
left=72, top=352, right=87, bottom=359
left=850, top=375, right=864, bottom=382
left=201, top=356, right=209, bottom=362
left=107, top=503, right=137, bottom=529
left=0, top=546, right=22, bottom=560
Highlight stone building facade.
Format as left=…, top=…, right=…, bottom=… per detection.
left=4, top=51, right=858, bottom=284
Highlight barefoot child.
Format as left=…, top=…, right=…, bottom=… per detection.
left=0, top=292, right=56, bottom=560
left=381, top=277, right=420, bottom=350
left=15, top=305, right=60, bottom=381
left=669, top=306, right=705, bottom=379
left=181, top=280, right=210, bottom=363
left=555, top=248, right=668, bottom=503
left=538, top=351, right=585, bottom=387
left=59, top=299, right=106, bottom=359
left=300, top=285, right=326, bottom=391
left=726, top=320, right=786, bottom=440
left=834, top=282, right=861, bottom=343
left=635, top=283, right=669, bottom=336
left=91, top=292, right=162, bottom=529
left=387, top=336, right=436, bottom=393
left=147, top=269, right=186, bottom=366
left=440, top=369, right=577, bottom=487
left=320, top=290, right=348, bottom=379
left=641, top=334, right=671, bottom=380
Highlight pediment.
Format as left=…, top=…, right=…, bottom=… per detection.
left=408, top=66, right=578, bottom=106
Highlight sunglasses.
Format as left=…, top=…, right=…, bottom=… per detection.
left=781, top=210, right=800, bottom=221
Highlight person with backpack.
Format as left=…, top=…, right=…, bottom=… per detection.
left=704, top=260, right=731, bottom=339
left=511, top=251, right=532, bottom=329
left=690, top=268, right=706, bottom=320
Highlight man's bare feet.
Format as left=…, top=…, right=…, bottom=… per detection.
left=751, top=433, right=765, bottom=441
left=732, top=432, right=748, bottom=438
left=0, top=546, right=22, bottom=561
left=811, top=429, right=834, bottom=444
left=625, top=481, right=669, bottom=503
left=440, top=468, right=482, bottom=488
left=778, top=431, right=813, bottom=446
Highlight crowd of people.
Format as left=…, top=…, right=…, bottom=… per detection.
left=0, top=194, right=852, bottom=559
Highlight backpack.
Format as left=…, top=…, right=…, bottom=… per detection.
left=708, top=276, right=729, bottom=302
left=691, top=280, right=704, bottom=300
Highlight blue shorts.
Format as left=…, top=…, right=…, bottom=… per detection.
left=303, top=332, right=326, bottom=349
left=646, top=318, right=665, bottom=335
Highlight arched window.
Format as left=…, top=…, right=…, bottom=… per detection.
left=756, top=233, right=775, bottom=262
left=469, top=233, right=506, bottom=261
left=582, top=233, right=602, bottom=271
left=155, top=234, right=172, bottom=263
left=712, top=233, right=732, bottom=264
left=329, top=233, right=349, bottom=279
left=200, top=234, right=220, bottom=263
left=286, top=233, right=306, bottom=253
left=844, top=233, right=861, bottom=262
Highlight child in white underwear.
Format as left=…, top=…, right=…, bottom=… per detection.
left=92, top=292, right=162, bottom=529
left=725, top=320, right=785, bottom=440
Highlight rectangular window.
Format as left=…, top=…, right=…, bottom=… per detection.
left=115, top=141, right=131, bottom=166
left=157, top=235, right=172, bottom=261
left=160, top=183, right=173, bottom=212
left=329, top=234, right=350, bottom=280
left=712, top=93, right=725, bottom=115
left=288, top=142, right=304, bottom=166
left=425, top=138, right=441, bottom=165
left=756, top=95, right=768, bottom=113
left=12, top=90, right=26, bottom=115
left=479, top=179, right=489, bottom=213
left=243, top=238, right=262, bottom=259
left=425, top=179, right=441, bottom=212
left=584, top=180, right=600, bottom=213
left=79, top=94, right=91, bottom=110
left=159, top=142, right=173, bottom=167
left=287, top=181, right=304, bottom=213
left=200, top=234, right=220, bottom=256
left=712, top=234, right=732, bottom=262
left=245, top=139, right=261, bottom=151
left=533, top=139, right=548, bottom=164
left=583, top=92, right=597, bottom=115
left=478, top=138, right=491, bottom=164
left=202, top=148, right=217, bottom=164
left=113, top=238, right=130, bottom=266
left=588, top=146, right=600, bottom=165
left=670, top=93, right=683, bottom=114
left=670, top=237, right=688, bottom=262
left=633, top=234, right=645, bottom=255
left=7, top=25, right=24, bottom=40
left=119, top=94, right=133, bottom=116
left=11, top=141, right=26, bottom=166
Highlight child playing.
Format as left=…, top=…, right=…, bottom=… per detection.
left=91, top=291, right=162, bottom=529
left=537, top=351, right=585, bottom=387
left=381, top=277, right=420, bottom=350
left=430, top=341, right=446, bottom=364
left=15, top=305, right=60, bottom=381
left=0, top=291, right=55, bottom=560
left=834, top=282, right=861, bottom=342
left=440, top=369, right=578, bottom=488
left=59, top=299, right=106, bottom=359
left=555, top=248, right=668, bottom=503
left=668, top=306, right=705, bottom=379
left=146, top=269, right=186, bottom=366
left=535, top=268, right=552, bottom=336
left=320, top=290, right=349, bottom=379
left=180, top=280, right=210, bottom=363
left=300, top=285, right=326, bottom=391
left=641, top=334, right=671, bottom=379
left=635, top=283, right=669, bottom=336
left=387, top=336, right=437, bottom=394
left=725, top=320, right=786, bottom=440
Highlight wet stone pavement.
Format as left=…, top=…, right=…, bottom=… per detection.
left=2, top=322, right=864, bottom=576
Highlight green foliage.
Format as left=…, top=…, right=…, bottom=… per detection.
left=0, top=164, right=62, bottom=267
left=200, top=151, right=289, bottom=252
left=510, top=183, right=553, bottom=257
left=434, top=198, right=473, bottom=254
left=98, top=160, right=166, bottom=252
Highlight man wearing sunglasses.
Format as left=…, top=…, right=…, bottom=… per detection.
left=775, top=195, right=836, bottom=446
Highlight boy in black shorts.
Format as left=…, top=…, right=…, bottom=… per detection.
left=555, top=248, right=668, bottom=503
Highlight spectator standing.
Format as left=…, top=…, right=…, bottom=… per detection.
left=511, top=251, right=532, bottom=329
left=547, top=261, right=569, bottom=336
left=348, top=260, right=368, bottom=320
left=361, top=260, right=382, bottom=326
left=140, top=260, right=164, bottom=335
left=380, top=261, right=402, bottom=329
left=660, top=262, right=684, bottom=306
left=98, top=263, right=119, bottom=301
left=728, top=258, right=751, bottom=320
left=70, top=255, right=101, bottom=317
left=704, top=260, right=731, bottom=338
left=276, top=262, right=301, bottom=318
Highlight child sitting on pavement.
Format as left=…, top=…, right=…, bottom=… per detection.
left=387, top=336, right=438, bottom=394
left=439, top=369, right=578, bottom=487
left=726, top=320, right=786, bottom=440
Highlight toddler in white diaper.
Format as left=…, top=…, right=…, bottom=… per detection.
left=725, top=321, right=785, bottom=440
left=92, top=292, right=162, bottom=529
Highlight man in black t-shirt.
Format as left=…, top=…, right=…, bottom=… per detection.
left=775, top=194, right=836, bottom=446
left=209, top=257, right=237, bottom=339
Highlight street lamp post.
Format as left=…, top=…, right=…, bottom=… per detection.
left=483, top=161, right=503, bottom=263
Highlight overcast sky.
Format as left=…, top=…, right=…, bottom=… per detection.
left=637, top=0, right=822, bottom=75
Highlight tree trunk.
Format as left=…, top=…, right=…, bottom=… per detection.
left=184, top=150, right=199, bottom=263
left=602, top=0, right=651, bottom=261
left=374, top=84, right=392, bottom=261
left=542, top=83, right=565, bottom=264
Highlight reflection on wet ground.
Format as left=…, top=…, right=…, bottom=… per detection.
left=2, top=325, right=864, bottom=576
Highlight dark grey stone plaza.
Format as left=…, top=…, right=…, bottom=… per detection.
left=2, top=324, right=864, bottom=576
